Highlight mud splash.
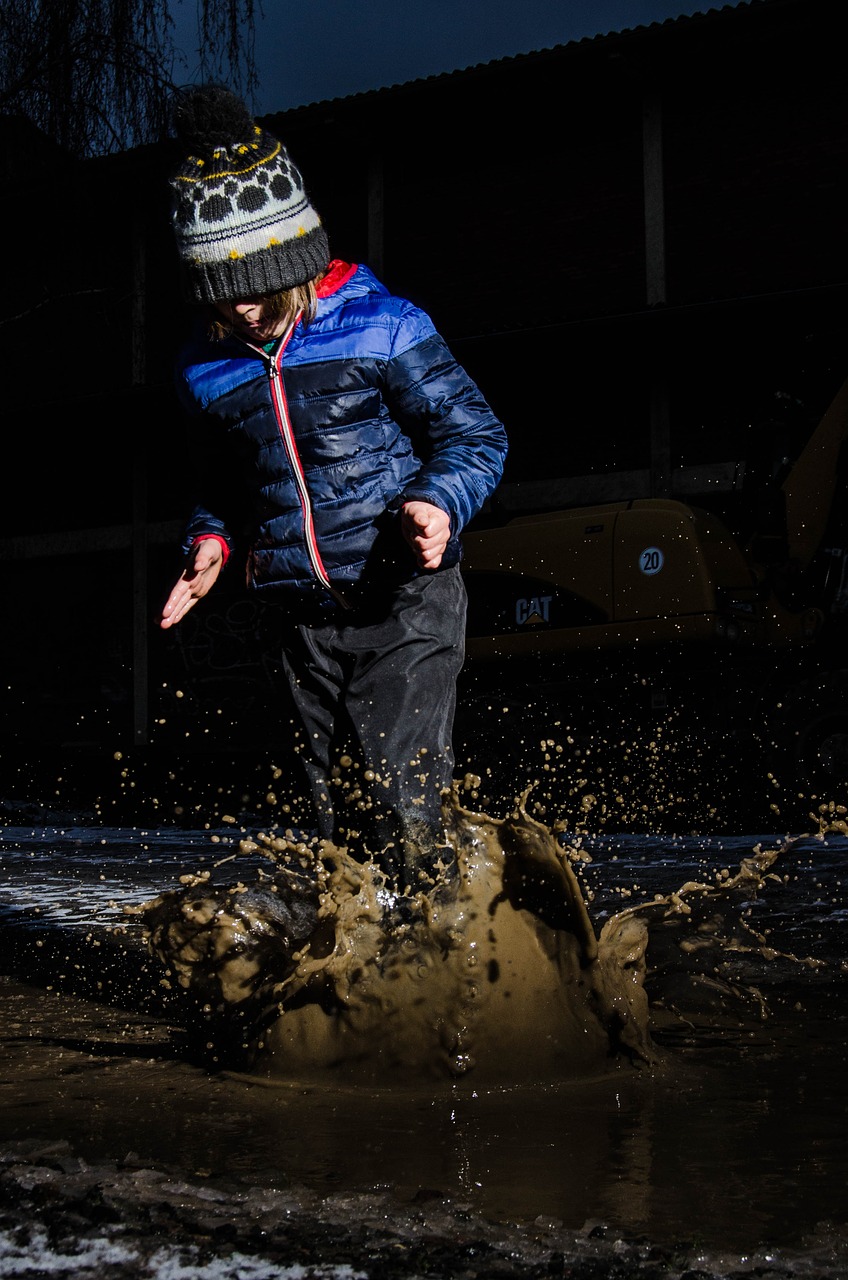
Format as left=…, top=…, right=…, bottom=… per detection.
left=135, top=786, right=836, bottom=1088
left=136, top=790, right=656, bottom=1084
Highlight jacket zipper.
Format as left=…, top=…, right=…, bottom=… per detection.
left=264, top=324, right=351, bottom=610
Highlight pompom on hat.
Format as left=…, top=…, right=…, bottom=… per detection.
left=168, top=83, right=330, bottom=304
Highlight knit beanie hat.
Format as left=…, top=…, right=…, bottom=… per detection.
left=168, top=84, right=330, bottom=304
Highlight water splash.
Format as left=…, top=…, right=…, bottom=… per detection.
left=135, top=789, right=656, bottom=1084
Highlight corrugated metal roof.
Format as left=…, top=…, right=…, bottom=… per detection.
left=269, top=2, right=758, bottom=118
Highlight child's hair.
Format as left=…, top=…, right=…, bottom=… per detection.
left=208, top=278, right=320, bottom=341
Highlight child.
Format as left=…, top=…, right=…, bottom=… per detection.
left=158, top=85, right=508, bottom=893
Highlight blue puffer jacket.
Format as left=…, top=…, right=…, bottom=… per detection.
left=175, top=261, right=508, bottom=611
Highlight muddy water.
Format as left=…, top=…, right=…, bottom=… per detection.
left=137, top=797, right=654, bottom=1088
left=1, top=799, right=847, bottom=1278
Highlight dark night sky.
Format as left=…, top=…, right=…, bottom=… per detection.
left=172, top=0, right=745, bottom=113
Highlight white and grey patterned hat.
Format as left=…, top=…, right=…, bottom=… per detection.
left=169, top=84, right=330, bottom=304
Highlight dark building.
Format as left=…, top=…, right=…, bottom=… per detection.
left=1, top=0, right=846, bottom=822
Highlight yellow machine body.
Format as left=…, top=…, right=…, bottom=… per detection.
left=462, top=373, right=848, bottom=666
left=462, top=497, right=821, bottom=662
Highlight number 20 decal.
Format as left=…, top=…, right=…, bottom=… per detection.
left=639, top=546, right=664, bottom=576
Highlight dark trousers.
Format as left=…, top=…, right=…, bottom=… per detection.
left=279, top=566, right=467, bottom=878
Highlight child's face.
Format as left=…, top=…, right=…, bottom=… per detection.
left=214, top=296, right=285, bottom=343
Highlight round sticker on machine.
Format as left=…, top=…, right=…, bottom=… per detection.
left=639, top=546, right=664, bottom=575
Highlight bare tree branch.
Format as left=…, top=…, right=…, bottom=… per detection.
left=0, top=0, right=259, bottom=157
left=0, top=287, right=110, bottom=327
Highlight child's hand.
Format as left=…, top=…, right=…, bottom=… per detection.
left=400, top=501, right=451, bottom=570
left=157, top=539, right=224, bottom=629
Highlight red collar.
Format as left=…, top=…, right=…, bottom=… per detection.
left=317, top=259, right=357, bottom=297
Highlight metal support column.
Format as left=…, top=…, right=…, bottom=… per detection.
left=131, top=216, right=149, bottom=746
left=642, top=90, right=672, bottom=498
left=367, top=151, right=385, bottom=280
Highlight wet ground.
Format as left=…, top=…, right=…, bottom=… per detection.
left=1, top=811, right=847, bottom=1279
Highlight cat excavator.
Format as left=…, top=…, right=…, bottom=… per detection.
left=457, top=372, right=848, bottom=829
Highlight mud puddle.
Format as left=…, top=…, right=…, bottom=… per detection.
left=1, top=810, right=847, bottom=1278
